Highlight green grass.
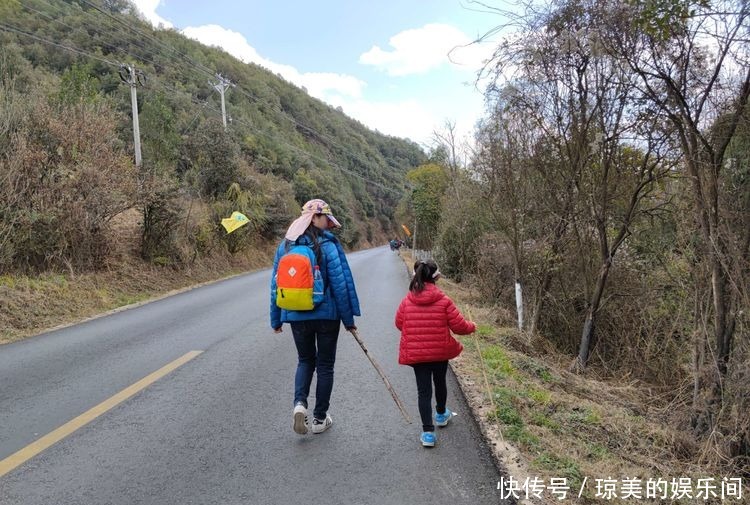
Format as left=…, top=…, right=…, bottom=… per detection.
left=487, top=384, right=544, bottom=450
left=516, top=356, right=556, bottom=383
left=586, top=442, right=609, bottom=460
left=568, top=407, right=601, bottom=426
left=476, top=324, right=494, bottom=337
left=532, top=451, right=583, bottom=489
left=47, top=274, right=68, bottom=287
left=0, top=275, right=15, bottom=288
left=492, top=385, right=516, bottom=402
left=114, top=293, right=152, bottom=306
left=0, top=273, right=69, bottom=290
left=481, top=345, right=516, bottom=378
left=505, top=425, right=541, bottom=449
left=529, top=411, right=561, bottom=432
left=493, top=403, right=524, bottom=427
left=527, top=387, right=552, bottom=405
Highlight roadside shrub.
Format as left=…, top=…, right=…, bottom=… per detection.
left=1, top=95, right=136, bottom=272
left=434, top=185, right=489, bottom=282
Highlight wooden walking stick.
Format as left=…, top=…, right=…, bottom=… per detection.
left=467, top=309, right=503, bottom=441
left=350, top=329, right=412, bottom=423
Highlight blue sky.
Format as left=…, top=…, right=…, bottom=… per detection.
left=131, top=1, right=505, bottom=148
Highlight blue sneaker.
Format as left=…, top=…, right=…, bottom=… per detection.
left=420, top=431, right=436, bottom=447
left=434, top=408, right=455, bottom=427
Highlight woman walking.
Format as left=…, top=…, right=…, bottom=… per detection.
left=270, top=199, right=360, bottom=435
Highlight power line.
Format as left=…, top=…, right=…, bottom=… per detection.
left=33, top=0, right=162, bottom=68
left=70, top=0, right=406, bottom=185
left=149, top=80, right=404, bottom=197
left=19, top=1, right=134, bottom=63
left=5, top=3, right=407, bottom=198
left=77, top=0, right=217, bottom=79
left=0, top=21, right=119, bottom=66
left=227, top=82, right=408, bottom=193
left=24, top=0, right=213, bottom=105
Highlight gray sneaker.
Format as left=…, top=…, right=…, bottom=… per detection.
left=311, top=414, right=332, bottom=434
left=292, top=403, right=309, bottom=435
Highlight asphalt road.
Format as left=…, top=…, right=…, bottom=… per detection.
left=0, top=245, right=508, bottom=505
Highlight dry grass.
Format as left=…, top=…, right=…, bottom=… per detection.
left=0, top=239, right=276, bottom=345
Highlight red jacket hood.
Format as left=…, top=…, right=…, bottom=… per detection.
left=406, top=283, right=443, bottom=305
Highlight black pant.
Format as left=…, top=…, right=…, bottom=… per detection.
left=412, top=361, right=449, bottom=432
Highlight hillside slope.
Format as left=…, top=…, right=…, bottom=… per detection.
left=0, top=0, right=426, bottom=271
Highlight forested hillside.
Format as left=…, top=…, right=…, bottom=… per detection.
left=0, top=0, right=425, bottom=273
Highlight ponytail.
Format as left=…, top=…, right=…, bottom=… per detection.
left=286, top=224, right=323, bottom=265
left=305, top=224, right=323, bottom=265
left=408, top=260, right=441, bottom=292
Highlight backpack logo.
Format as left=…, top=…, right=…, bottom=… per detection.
left=275, top=244, right=325, bottom=310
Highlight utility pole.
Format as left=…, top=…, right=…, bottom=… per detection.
left=119, top=63, right=145, bottom=168
left=406, top=182, right=419, bottom=259
left=210, top=74, right=235, bottom=130
left=413, top=219, right=418, bottom=260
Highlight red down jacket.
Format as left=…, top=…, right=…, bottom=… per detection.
left=395, top=283, right=476, bottom=365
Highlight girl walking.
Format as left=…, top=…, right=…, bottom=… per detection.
left=395, top=260, right=476, bottom=447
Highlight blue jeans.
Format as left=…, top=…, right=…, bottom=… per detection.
left=290, top=319, right=340, bottom=420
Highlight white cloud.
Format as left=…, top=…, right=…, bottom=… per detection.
left=359, top=23, right=494, bottom=76
left=326, top=96, right=436, bottom=145
left=448, top=39, right=496, bottom=71
left=302, top=73, right=365, bottom=99
left=325, top=90, right=484, bottom=148
left=179, top=25, right=366, bottom=101
left=180, top=25, right=269, bottom=68
left=130, top=0, right=173, bottom=29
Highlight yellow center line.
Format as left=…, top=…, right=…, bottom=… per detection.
left=0, top=350, right=203, bottom=478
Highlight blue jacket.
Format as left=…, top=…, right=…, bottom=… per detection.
left=270, top=231, right=361, bottom=329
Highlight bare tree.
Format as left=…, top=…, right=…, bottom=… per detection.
left=432, top=119, right=467, bottom=199
left=478, top=0, right=676, bottom=370
left=432, top=121, right=458, bottom=166
left=609, top=0, right=749, bottom=432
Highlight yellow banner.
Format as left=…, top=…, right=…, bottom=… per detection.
left=401, top=224, right=411, bottom=236
left=221, top=211, right=250, bottom=234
